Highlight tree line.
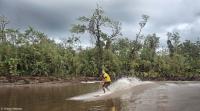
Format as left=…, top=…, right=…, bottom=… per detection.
left=0, top=7, right=199, bottom=80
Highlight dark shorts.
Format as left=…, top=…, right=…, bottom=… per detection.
left=103, top=82, right=111, bottom=88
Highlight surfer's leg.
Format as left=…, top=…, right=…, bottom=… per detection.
left=106, top=87, right=110, bottom=91
left=103, top=87, right=106, bottom=93
left=105, top=82, right=111, bottom=91
left=102, top=83, right=106, bottom=93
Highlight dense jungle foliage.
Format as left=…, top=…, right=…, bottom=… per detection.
left=0, top=7, right=199, bottom=80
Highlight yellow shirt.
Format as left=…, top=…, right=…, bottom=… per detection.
left=103, top=72, right=111, bottom=82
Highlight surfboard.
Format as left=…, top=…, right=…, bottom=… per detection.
left=94, top=91, right=112, bottom=97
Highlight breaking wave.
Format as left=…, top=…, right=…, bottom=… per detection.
left=68, top=77, right=153, bottom=101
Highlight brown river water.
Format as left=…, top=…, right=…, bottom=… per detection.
left=0, top=78, right=200, bottom=111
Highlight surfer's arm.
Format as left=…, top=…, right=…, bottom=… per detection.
left=102, top=76, right=108, bottom=82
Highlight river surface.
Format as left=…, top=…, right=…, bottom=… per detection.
left=0, top=78, right=200, bottom=111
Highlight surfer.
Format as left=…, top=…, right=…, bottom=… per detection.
left=101, top=70, right=111, bottom=93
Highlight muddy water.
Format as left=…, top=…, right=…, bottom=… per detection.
left=0, top=81, right=200, bottom=111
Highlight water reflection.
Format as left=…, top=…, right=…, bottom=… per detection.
left=0, top=83, right=100, bottom=111
left=0, top=82, right=200, bottom=111
left=118, top=82, right=200, bottom=111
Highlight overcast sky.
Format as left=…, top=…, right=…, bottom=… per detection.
left=0, top=0, right=200, bottom=47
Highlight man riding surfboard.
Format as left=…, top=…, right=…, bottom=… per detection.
left=101, top=70, right=111, bottom=93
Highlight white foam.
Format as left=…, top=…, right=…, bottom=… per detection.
left=186, top=83, right=200, bottom=87
left=80, top=81, right=100, bottom=84
left=109, top=77, right=142, bottom=91
left=67, top=77, right=153, bottom=101
left=166, top=83, right=179, bottom=87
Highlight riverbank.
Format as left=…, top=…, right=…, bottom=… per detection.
left=141, top=75, right=200, bottom=81
left=0, top=76, right=98, bottom=87
left=1, top=75, right=200, bottom=87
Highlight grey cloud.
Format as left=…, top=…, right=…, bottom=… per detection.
left=0, top=0, right=199, bottom=45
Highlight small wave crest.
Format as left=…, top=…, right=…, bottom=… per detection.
left=109, top=77, right=141, bottom=91
left=68, top=77, right=153, bottom=101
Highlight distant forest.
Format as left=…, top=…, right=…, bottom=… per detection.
left=0, top=7, right=199, bottom=80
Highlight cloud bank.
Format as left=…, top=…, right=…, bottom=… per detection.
left=0, top=0, right=199, bottom=46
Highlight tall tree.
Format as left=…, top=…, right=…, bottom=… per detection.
left=130, top=14, right=149, bottom=59
left=71, top=5, right=121, bottom=75
left=0, top=16, right=9, bottom=42
left=142, top=33, right=160, bottom=61
left=167, top=32, right=180, bottom=57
